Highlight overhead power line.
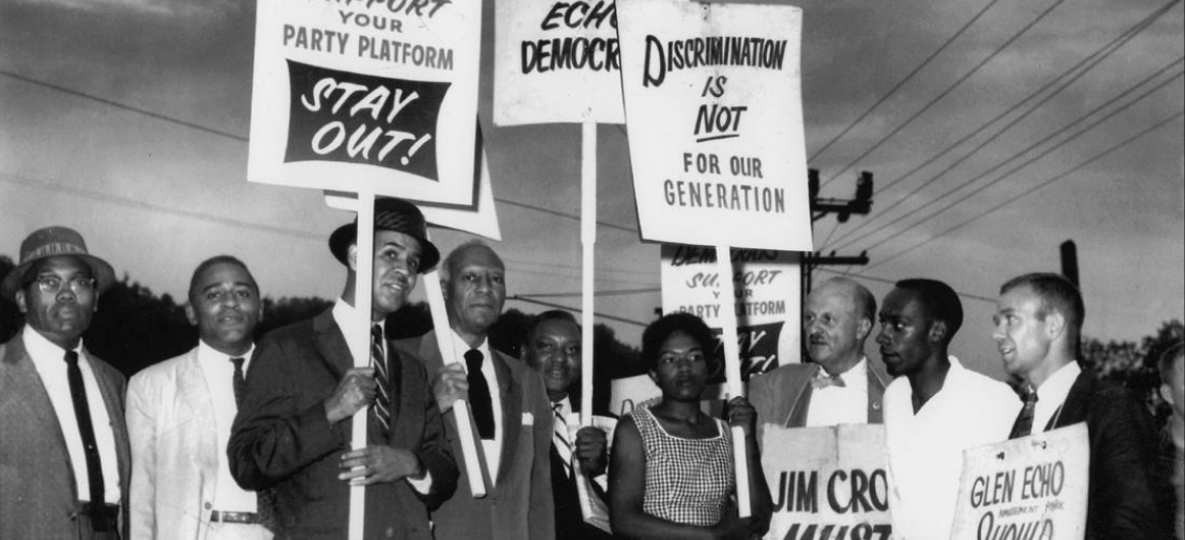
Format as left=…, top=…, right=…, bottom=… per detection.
left=835, top=62, right=1184, bottom=255
left=809, top=0, right=1005, bottom=162
left=517, top=288, right=660, bottom=299
left=824, top=0, right=1182, bottom=250
left=0, top=69, right=641, bottom=235
left=858, top=111, right=1185, bottom=273
left=822, top=0, right=1073, bottom=188
left=507, top=295, right=647, bottom=327
left=815, top=267, right=997, bottom=304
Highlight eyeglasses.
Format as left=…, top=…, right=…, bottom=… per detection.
left=34, top=275, right=96, bottom=295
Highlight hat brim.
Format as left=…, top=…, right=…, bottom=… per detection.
left=1, top=253, right=116, bottom=301
left=328, top=223, right=440, bottom=274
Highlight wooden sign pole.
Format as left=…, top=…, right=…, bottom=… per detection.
left=347, top=190, right=377, bottom=540
left=714, top=244, right=751, bottom=518
left=576, top=121, right=598, bottom=517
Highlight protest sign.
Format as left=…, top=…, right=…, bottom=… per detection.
left=249, top=0, right=482, bottom=205
left=761, top=425, right=892, bottom=540
left=950, top=423, right=1089, bottom=540
left=494, top=0, right=625, bottom=124
left=661, top=244, right=801, bottom=380
left=617, top=0, right=811, bottom=251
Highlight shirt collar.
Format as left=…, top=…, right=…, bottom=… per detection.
left=22, top=325, right=81, bottom=361
left=333, top=297, right=384, bottom=351
left=450, top=328, right=489, bottom=359
left=1035, top=360, right=1080, bottom=406
left=197, top=339, right=254, bottom=372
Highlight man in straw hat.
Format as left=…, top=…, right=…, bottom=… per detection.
left=1, top=226, right=130, bottom=539
left=228, top=197, right=457, bottom=540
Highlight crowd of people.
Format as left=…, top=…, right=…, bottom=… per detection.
left=0, top=197, right=1180, bottom=540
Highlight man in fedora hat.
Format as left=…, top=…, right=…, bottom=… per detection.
left=0, top=226, right=131, bottom=539
left=228, top=198, right=458, bottom=540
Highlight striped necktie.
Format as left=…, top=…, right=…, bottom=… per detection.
left=371, top=324, right=391, bottom=432
left=553, top=402, right=573, bottom=477
left=1009, top=388, right=1039, bottom=439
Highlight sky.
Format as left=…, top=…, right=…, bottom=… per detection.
left=1, top=0, right=1182, bottom=381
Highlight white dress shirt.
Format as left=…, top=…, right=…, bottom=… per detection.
left=196, top=341, right=258, bottom=512
left=24, top=326, right=121, bottom=504
left=806, top=357, right=870, bottom=427
left=1032, top=360, right=1080, bottom=433
left=883, top=356, right=1021, bottom=540
left=448, top=329, right=505, bottom=484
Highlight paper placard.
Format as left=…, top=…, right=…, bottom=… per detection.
left=494, top=0, right=625, bottom=124
left=950, top=423, right=1089, bottom=539
left=249, top=0, right=482, bottom=204
left=660, top=244, right=801, bottom=379
left=761, top=425, right=893, bottom=540
left=617, top=0, right=812, bottom=251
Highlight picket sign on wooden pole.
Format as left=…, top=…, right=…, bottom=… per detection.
left=423, top=233, right=488, bottom=499
left=347, top=190, right=377, bottom=540
left=575, top=120, right=597, bottom=516
left=714, top=244, right=751, bottom=519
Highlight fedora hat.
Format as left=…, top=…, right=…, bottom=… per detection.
left=2, top=226, right=116, bottom=301
left=328, top=197, right=440, bottom=273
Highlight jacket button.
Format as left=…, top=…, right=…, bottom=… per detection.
left=204, top=501, right=212, bottom=510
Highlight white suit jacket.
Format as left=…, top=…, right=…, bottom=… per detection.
left=126, top=346, right=269, bottom=540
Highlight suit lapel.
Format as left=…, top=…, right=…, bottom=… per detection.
left=313, top=309, right=352, bottom=381
left=492, top=350, right=521, bottom=484
left=866, top=361, right=888, bottom=424
left=1047, top=370, right=1091, bottom=431
left=3, top=337, right=79, bottom=499
left=785, top=364, right=817, bottom=428
left=175, top=349, right=218, bottom=473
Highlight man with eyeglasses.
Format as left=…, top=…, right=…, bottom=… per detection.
left=1, top=226, right=131, bottom=539
left=126, top=255, right=272, bottom=540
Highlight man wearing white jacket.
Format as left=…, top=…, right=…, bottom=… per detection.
left=126, top=255, right=271, bottom=540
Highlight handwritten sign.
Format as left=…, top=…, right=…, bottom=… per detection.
left=494, top=0, right=624, bottom=125
left=617, top=0, right=811, bottom=251
left=249, top=0, right=482, bottom=204
left=950, top=423, right=1088, bottom=540
left=660, top=244, right=801, bottom=379
left=762, top=425, right=893, bottom=540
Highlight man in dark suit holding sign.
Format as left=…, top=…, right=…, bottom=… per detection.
left=397, top=241, right=554, bottom=540
left=992, top=272, right=1169, bottom=540
left=228, top=198, right=458, bottom=540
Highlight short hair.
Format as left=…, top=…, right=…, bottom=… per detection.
left=1158, top=340, right=1185, bottom=381
left=895, top=278, right=963, bottom=342
left=440, top=240, right=501, bottom=284
left=523, top=309, right=579, bottom=347
left=818, top=277, right=876, bottom=325
left=1000, top=273, right=1085, bottom=340
left=641, top=312, right=719, bottom=373
left=188, top=255, right=257, bottom=305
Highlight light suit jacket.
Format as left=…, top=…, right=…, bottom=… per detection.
left=393, top=330, right=555, bottom=540
left=0, top=334, right=131, bottom=539
left=125, top=345, right=273, bottom=540
left=748, top=360, right=889, bottom=446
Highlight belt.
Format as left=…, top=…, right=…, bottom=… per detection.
left=210, top=510, right=260, bottom=524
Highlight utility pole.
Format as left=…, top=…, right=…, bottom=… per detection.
left=803, top=169, right=875, bottom=295
left=1060, top=240, right=1079, bottom=288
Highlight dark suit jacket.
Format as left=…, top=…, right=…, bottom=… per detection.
left=0, top=334, right=131, bottom=539
left=549, top=404, right=613, bottom=540
left=1048, top=371, right=1171, bottom=540
left=394, top=331, right=554, bottom=540
left=748, top=360, right=888, bottom=446
left=227, top=310, right=457, bottom=540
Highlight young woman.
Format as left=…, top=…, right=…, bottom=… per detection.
left=608, top=313, right=771, bottom=540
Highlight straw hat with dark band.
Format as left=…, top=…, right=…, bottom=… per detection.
left=328, top=197, right=440, bottom=274
left=2, top=226, right=116, bottom=301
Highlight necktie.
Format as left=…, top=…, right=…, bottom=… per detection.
left=229, top=355, right=276, bottom=532
left=810, top=369, right=846, bottom=389
left=553, top=402, right=573, bottom=477
left=64, top=351, right=108, bottom=531
left=464, top=349, right=495, bottom=439
left=1010, top=388, right=1039, bottom=439
left=230, top=357, right=246, bottom=409
left=371, top=324, right=391, bottom=432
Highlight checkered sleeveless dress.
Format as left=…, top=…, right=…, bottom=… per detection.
left=630, top=400, right=735, bottom=526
